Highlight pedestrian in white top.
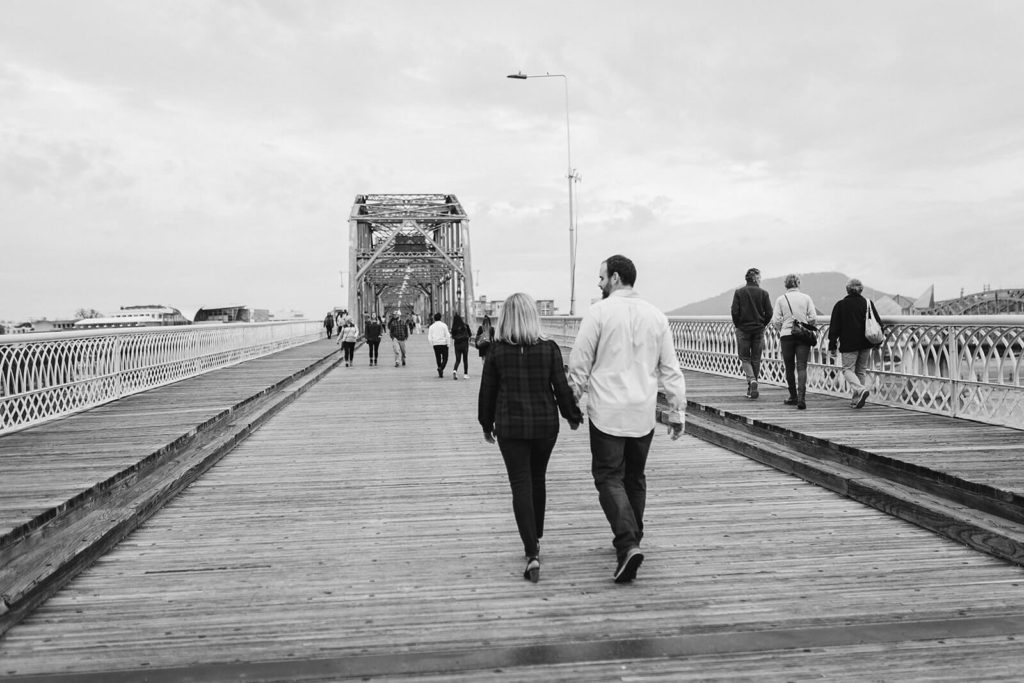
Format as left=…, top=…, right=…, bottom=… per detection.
left=427, top=312, right=452, bottom=379
left=568, top=254, right=687, bottom=584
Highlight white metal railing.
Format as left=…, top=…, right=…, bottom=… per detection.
left=542, top=315, right=1024, bottom=430
left=0, top=321, right=325, bottom=436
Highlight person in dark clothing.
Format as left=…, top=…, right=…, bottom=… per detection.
left=451, top=313, right=473, bottom=379
left=476, top=315, right=494, bottom=358
left=478, top=293, right=582, bottom=583
left=730, top=267, right=773, bottom=399
left=323, top=312, right=335, bottom=339
left=364, top=315, right=383, bottom=366
left=827, top=278, right=883, bottom=409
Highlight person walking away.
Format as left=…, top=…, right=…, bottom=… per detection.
left=478, top=293, right=583, bottom=583
left=339, top=319, right=359, bottom=367
left=427, top=313, right=451, bottom=378
left=476, top=314, right=495, bottom=359
left=771, top=274, right=817, bottom=410
left=568, top=254, right=687, bottom=584
left=323, top=312, right=335, bottom=339
left=388, top=311, right=409, bottom=367
left=731, top=267, right=773, bottom=399
left=827, top=278, right=882, bottom=409
left=451, top=313, right=472, bottom=379
left=364, top=315, right=382, bottom=366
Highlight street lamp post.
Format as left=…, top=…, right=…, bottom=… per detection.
left=507, top=71, right=578, bottom=316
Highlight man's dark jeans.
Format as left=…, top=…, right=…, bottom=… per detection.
left=498, top=435, right=558, bottom=557
left=433, top=345, right=449, bottom=373
left=589, top=422, right=654, bottom=561
left=735, top=328, right=765, bottom=383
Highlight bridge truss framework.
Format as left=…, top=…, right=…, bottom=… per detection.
left=347, top=194, right=475, bottom=324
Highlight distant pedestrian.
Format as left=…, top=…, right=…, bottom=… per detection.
left=478, top=293, right=583, bottom=583
left=323, top=312, right=335, bottom=339
left=476, top=315, right=495, bottom=358
left=771, top=274, right=817, bottom=410
left=731, top=267, right=773, bottom=399
left=451, top=313, right=473, bottom=379
left=388, top=310, right=409, bottom=367
left=338, top=319, right=358, bottom=367
left=827, top=278, right=883, bottom=409
left=568, top=255, right=687, bottom=584
left=427, top=312, right=451, bottom=378
left=364, top=315, right=383, bottom=366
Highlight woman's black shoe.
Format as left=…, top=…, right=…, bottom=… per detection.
left=783, top=397, right=799, bottom=406
left=524, top=557, right=540, bottom=583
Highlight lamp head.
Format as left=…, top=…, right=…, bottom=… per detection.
left=507, top=72, right=528, bottom=80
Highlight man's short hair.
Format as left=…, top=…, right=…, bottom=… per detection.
left=604, top=254, right=637, bottom=287
left=433, top=312, right=442, bottom=321
left=784, top=273, right=801, bottom=289
left=745, top=268, right=761, bottom=284
left=846, top=278, right=864, bottom=294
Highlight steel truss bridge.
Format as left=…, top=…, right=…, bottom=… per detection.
left=346, top=193, right=474, bottom=323
left=927, top=289, right=1024, bottom=315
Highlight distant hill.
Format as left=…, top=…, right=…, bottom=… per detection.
left=666, top=272, right=892, bottom=316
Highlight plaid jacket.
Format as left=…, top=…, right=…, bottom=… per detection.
left=387, top=318, right=409, bottom=341
left=478, top=339, right=583, bottom=440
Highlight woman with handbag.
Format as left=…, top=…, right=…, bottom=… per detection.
left=771, top=274, right=818, bottom=410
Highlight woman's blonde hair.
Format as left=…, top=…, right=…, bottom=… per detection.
left=495, top=292, right=543, bottom=345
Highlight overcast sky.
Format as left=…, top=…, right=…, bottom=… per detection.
left=2, top=0, right=1022, bottom=321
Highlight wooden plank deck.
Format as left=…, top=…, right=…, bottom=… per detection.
left=0, top=339, right=342, bottom=545
left=3, top=340, right=1024, bottom=680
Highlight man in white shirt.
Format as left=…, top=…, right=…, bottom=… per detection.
left=427, top=312, right=452, bottom=378
left=568, top=254, right=687, bottom=584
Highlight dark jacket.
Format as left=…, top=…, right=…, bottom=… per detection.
left=451, top=319, right=472, bottom=346
left=828, top=293, right=882, bottom=353
left=478, top=339, right=582, bottom=440
left=364, top=320, right=382, bottom=342
left=731, top=284, right=773, bottom=333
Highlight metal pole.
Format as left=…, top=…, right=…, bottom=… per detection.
left=508, top=71, right=577, bottom=316
left=562, top=76, right=576, bottom=316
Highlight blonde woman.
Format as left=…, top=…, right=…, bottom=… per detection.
left=477, top=293, right=583, bottom=583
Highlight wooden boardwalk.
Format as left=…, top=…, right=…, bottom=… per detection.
left=3, top=338, right=1024, bottom=680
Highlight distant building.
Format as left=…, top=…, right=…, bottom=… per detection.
left=471, top=295, right=556, bottom=320
left=0, top=321, right=34, bottom=335
left=74, top=305, right=189, bottom=329
left=194, top=305, right=270, bottom=323
left=30, top=319, right=78, bottom=333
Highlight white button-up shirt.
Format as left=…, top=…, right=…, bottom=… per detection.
left=568, top=289, right=687, bottom=437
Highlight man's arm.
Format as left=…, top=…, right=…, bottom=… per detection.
left=657, top=324, right=687, bottom=439
left=567, top=313, right=599, bottom=402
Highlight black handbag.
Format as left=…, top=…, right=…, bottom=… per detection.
left=784, top=295, right=817, bottom=345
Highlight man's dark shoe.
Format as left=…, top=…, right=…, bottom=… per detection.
left=614, top=547, right=644, bottom=584
left=855, top=389, right=869, bottom=409
left=783, top=397, right=798, bottom=406
left=748, top=381, right=759, bottom=399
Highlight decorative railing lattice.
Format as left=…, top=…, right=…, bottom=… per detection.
left=542, top=314, right=1024, bottom=430
left=0, top=322, right=324, bottom=435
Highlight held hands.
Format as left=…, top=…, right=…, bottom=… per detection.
left=483, top=430, right=496, bottom=444
left=667, top=420, right=684, bottom=440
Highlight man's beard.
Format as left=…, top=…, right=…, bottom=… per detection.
left=601, top=284, right=611, bottom=299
